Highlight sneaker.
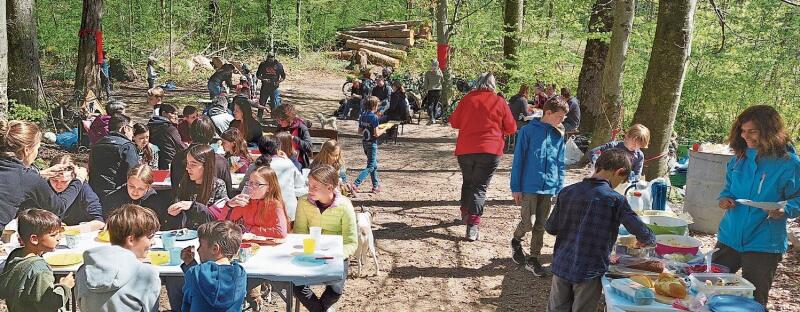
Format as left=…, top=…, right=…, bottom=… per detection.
left=426, top=120, right=434, bottom=125
left=466, top=224, right=479, bottom=241
left=525, top=257, right=548, bottom=277
left=371, top=186, right=382, bottom=193
left=511, top=238, right=527, bottom=265
left=348, top=182, right=359, bottom=194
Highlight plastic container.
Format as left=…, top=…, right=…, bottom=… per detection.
left=655, top=234, right=702, bottom=256
left=610, top=278, right=655, bottom=305
left=651, top=181, right=668, bottom=210
left=689, top=273, right=756, bottom=298
left=627, top=192, right=644, bottom=212
left=640, top=216, right=688, bottom=235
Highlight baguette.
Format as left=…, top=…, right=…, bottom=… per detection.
left=654, top=273, right=687, bottom=299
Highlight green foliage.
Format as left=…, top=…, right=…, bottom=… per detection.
left=7, top=100, right=47, bottom=123
left=33, top=0, right=800, bottom=142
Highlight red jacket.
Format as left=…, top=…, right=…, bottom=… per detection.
left=220, top=198, right=288, bottom=238
left=449, top=90, right=517, bottom=156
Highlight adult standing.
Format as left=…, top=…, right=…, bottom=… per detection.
left=449, top=73, right=517, bottom=241
left=256, top=52, right=286, bottom=118
left=560, top=88, right=581, bottom=133
left=89, top=114, right=140, bottom=202
left=208, top=64, right=235, bottom=100
left=422, top=60, right=443, bottom=125
left=0, top=120, right=83, bottom=227
left=100, top=51, right=113, bottom=97
left=146, top=58, right=157, bottom=89
left=713, top=105, right=800, bottom=307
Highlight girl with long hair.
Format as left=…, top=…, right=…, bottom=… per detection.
left=221, top=166, right=288, bottom=238
left=229, top=97, right=263, bottom=144
left=132, top=123, right=159, bottom=168
left=275, top=131, right=302, bottom=170
left=167, top=144, right=229, bottom=229
left=311, top=139, right=349, bottom=193
left=221, top=128, right=253, bottom=174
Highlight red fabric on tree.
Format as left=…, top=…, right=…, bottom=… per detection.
left=436, top=44, right=449, bottom=70
left=449, top=90, right=517, bottom=156
left=95, top=31, right=104, bottom=64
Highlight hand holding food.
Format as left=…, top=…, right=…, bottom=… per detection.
left=718, top=197, right=735, bottom=209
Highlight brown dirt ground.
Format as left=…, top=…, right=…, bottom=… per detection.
left=5, top=65, right=799, bottom=312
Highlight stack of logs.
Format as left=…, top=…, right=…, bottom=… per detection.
left=334, top=20, right=431, bottom=68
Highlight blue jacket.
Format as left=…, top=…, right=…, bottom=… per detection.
left=718, top=146, right=800, bottom=254
left=182, top=261, right=247, bottom=312
left=510, top=120, right=566, bottom=195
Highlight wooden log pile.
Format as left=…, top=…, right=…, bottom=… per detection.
left=335, top=20, right=430, bottom=68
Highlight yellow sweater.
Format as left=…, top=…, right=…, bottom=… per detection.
left=294, top=195, right=358, bottom=258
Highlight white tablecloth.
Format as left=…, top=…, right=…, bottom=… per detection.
left=1, top=231, right=345, bottom=286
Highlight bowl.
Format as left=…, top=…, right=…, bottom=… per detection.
left=655, top=234, right=701, bottom=257
left=640, top=216, right=688, bottom=235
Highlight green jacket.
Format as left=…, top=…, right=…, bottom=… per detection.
left=0, top=248, right=69, bottom=312
left=293, top=195, right=358, bottom=258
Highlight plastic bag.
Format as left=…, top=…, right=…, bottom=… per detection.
left=55, top=128, right=79, bottom=149
left=565, top=137, right=582, bottom=165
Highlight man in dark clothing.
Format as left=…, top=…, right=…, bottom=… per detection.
left=561, top=88, right=581, bottom=133
left=148, top=104, right=187, bottom=170
left=371, top=77, right=392, bottom=114
left=89, top=114, right=140, bottom=201
left=208, top=64, right=235, bottom=99
left=169, top=116, right=233, bottom=197
left=256, top=52, right=286, bottom=118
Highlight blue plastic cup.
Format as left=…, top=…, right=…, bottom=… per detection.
left=162, top=232, right=177, bottom=250
left=168, top=247, right=183, bottom=266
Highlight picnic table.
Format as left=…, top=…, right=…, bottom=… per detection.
left=0, top=229, right=345, bottom=312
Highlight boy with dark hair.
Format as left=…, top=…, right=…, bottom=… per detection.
left=544, top=149, right=655, bottom=312
left=90, top=113, right=140, bottom=201
left=76, top=204, right=161, bottom=312
left=148, top=103, right=188, bottom=169
left=510, top=97, right=569, bottom=277
left=0, top=209, right=74, bottom=312
left=178, top=105, right=200, bottom=144
left=180, top=221, right=247, bottom=312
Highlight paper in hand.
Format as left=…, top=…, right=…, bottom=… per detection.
left=735, top=199, right=786, bottom=211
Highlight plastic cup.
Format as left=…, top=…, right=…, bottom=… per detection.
left=310, top=227, right=322, bottom=240
left=2, top=230, right=15, bottom=244
left=162, top=232, right=177, bottom=250
left=302, top=238, right=316, bottom=254
left=168, top=248, right=183, bottom=265
left=149, top=249, right=169, bottom=265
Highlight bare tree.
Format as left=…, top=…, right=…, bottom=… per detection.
left=0, top=0, right=7, bottom=119
left=73, top=0, right=104, bottom=104
left=589, top=0, right=635, bottom=149
left=633, top=0, right=698, bottom=179
left=7, top=0, right=45, bottom=108
left=576, top=0, right=613, bottom=134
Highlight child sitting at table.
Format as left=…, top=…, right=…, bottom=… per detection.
left=311, top=140, right=350, bottom=196
left=76, top=204, right=161, bottom=312
left=275, top=131, right=303, bottom=171
left=102, top=164, right=164, bottom=220
left=47, top=155, right=105, bottom=233
left=222, top=166, right=289, bottom=238
left=293, top=165, right=357, bottom=312
left=0, top=209, right=75, bottom=312
left=588, top=123, right=650, bottom=182
left=179, top=221, right=247, bottom=312
left=544, top=149, right=655, bottom=312
left=221, top=127, right=253, bottom=174
left=167, top=144, right=229, bottom=229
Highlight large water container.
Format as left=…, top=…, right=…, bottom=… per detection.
left=684, top=150, right=733, bottom=233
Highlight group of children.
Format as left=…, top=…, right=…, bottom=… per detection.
left=508, top=95, right=655, bottom=311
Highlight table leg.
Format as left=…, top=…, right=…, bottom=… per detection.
left=286, top=281, right=294, bottom=312
left=72, top=286, right=77, bottom=312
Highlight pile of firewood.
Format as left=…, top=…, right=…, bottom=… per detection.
left=333, top=20, right=432, bottom=68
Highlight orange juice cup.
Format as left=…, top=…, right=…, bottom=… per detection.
left=302, top=238, right=316, bottom=254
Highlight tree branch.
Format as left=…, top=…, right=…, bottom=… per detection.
left=451, top=0, right=495, bottom=25
left=708, top=0, right=726, bottom=54
left=779, top=0, right=800, bottom=7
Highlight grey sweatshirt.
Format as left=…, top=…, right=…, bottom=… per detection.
left=76, top=245, right=161, bottom=312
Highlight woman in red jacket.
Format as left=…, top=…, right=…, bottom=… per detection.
left=220, top=166, right=289, bottom=238
left=449, top=72, right=517, bottom=241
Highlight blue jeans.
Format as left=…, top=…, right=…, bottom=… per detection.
left=258, top=85, right=281, bottom=118
left=208, top=81, right=222, bottom=99
left=354, top=141, right=379, bottom=188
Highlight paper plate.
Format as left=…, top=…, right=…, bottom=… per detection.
left=45, top=253, right=83, bottom=266
left=175, top=230, right=198, bottom=241
left=292, top=254, right=328, bottom=266
left=707, top=295, right=764, bottom=312
left=97, top=230, right=110, bottom=242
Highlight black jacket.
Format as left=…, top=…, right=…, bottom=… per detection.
left=56, top=182, right=104, bottom=226
left=148, top=116, right=187, bottom=170
left=101, top=185, right=162, bottom=218
left=170, top=144, right=233, bottom=198
left=229, top=119, right=263, bottom=144
left=89, top=132, right=140, bottom=201
left=372, top=85, right=392, bottom=102
left=385, top=91, right=410, bottom=121
left=278, top=119, right=313, bottom=168
left=0, top=157, right=81, bottom=228
left=256, top=61, right=286, bottom=88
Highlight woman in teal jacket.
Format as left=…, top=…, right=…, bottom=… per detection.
left=714, top=105, right=800, bottom=307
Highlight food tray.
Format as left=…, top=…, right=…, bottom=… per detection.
left=689, top=273, right=755, bottom=298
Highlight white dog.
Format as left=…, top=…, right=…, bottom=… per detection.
left=316, top=112, right=338, bottom=131
left=354, top=208, right=379, bottom=276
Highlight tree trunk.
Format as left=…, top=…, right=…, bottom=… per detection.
left=358, top=48, right=400, bottom=67
left=296, top=0, right=301, bottom=56
left=337, top=33, right=409, bottom=51
left=341, top=29, right=415, bottom=39
left=209, top=0, right=220, bottom=50
left=589, top=0, right=635, bottom=150
left=0, top=0, right=8, bottom=120
left=576, top=0, right=613, bottom=134
left=345, top=41, right=407, bottom=59
left=73, top=0, right=103, bottom=104
left=352, top=24, right=408, bottom=31
left=7, top=0, right=45, bottom=108
left=267, top=0, right=273, bottom=52
left=632, top=0, right=697, bottom=179
left=502, top=0, right=523, bottom=72
left=436, top=0, right=452, bottom=115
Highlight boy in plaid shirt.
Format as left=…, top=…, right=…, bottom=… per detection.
left=545, top=148, right=655, bottom=312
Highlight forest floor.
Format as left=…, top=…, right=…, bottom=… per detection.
left=17, top=57, right=800, bottom=311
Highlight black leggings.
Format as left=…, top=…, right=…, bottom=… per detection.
left=293, top=260, right=349, bottom=312
left=457, top=153, right=500, bottom=223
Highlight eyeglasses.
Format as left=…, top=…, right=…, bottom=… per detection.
left=246, top=181, right=269, bottom=188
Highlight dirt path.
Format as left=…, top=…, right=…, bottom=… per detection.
left=27, top=64, right=800, bottom=312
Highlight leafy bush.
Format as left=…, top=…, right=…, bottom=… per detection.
left=7, top=101, right=47, bottom=123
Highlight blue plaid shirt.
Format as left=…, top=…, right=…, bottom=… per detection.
left=545, top=177, right=655, bottom=283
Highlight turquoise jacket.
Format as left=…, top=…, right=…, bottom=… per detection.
left=510, top=120, right=566, bottom=195
left=717, top=146, right=800, bottom=254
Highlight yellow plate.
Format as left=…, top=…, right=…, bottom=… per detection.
left=45, top=253, right=83, bottom=266
left=97, top=230, right=110, bottom=242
